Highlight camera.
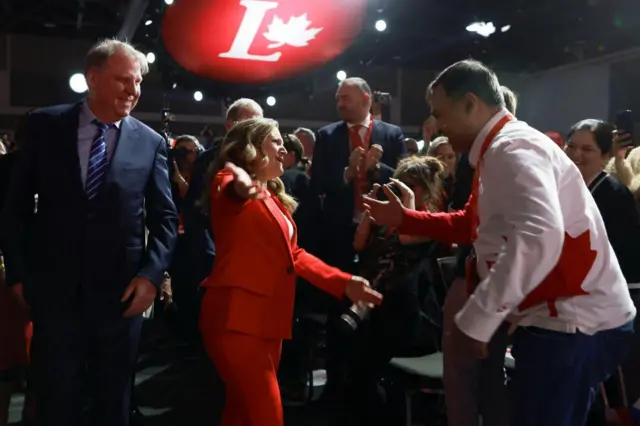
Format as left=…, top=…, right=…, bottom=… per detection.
left=338, top=267, right=388, bottom=333
left=373, top=91, right=392, bottom=105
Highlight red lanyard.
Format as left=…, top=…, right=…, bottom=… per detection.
left=469, top=113, right=514, bottom=242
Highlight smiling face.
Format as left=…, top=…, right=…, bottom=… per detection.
left=564, top=129, right=608, bottom=182
left=86, top=50, right=142, bottom=123
left=256, top=127, right=287, bottom=181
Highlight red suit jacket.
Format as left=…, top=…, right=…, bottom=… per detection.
left=201, top=170, right=352, bottom=339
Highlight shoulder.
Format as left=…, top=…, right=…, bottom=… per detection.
left=25, top=103, right=78, bottom=125
left=374, top=120, right=403, bottom=135
left=127, top=116, right=164, bottom=146
left=317, top=121, right=343, bottom=136
left=601, top=174, right=635, bottom=200
left=490, top=123, right=568, bottom=167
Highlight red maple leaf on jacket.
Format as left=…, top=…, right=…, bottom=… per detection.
left=518, top=230, right=596, bottom=312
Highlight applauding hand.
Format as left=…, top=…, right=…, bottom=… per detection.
left=344, top=276, right=383, bottom=306
left=225, top=162, right=263, bottom=200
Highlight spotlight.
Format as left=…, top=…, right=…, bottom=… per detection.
left=145, top=20, right=152, bottom=26
left=194, top=91, right=203, bottom=102
left=146, top=52, right=156, bottom=64
left=164, top=0, right=174, bottom=5
left=336, top=70, right=347, bottom=81
left=69, top=73, right=87, bottom=93
left=266, top=96, right=276, bottom=106
left=375, top=20, right=387, bottom=32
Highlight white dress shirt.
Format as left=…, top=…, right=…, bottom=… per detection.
left=455, top=109, right=636, bottom=343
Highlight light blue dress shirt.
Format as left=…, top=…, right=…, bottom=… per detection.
left=77, top=101, right=121, bottom=188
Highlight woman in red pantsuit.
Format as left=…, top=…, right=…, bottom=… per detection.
left=199, top=118, right=382, bottom=426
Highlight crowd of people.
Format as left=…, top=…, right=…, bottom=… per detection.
left=1, top=37, right=640, bottom=426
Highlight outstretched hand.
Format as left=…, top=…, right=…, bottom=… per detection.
left=225, top=162, right=263, bottom=200
left=362, top=184, right=405, bottom=227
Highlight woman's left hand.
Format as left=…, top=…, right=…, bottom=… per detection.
left=389, top=178, right=415, bottom=210
left=345, top=276, right=383, bottom=307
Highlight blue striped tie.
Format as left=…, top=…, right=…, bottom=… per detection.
left=86, top=120, right=110, bottom=200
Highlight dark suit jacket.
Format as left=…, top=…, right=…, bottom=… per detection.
left=281, top=166, right=310, bottom=203
left=310, top=120, right=406, bottom=225
left=306, top=120, right=406, bottom=269
left=1, top=102, right=178, bottom=312
left=181, top=146, right=217, bottom=283
left=590, top=172, right=640, bottom=283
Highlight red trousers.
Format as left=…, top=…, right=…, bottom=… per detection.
left=202, top=329, right=283, bottom=426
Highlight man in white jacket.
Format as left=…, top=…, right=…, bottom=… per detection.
left=364, top=59, right=636, bottom=426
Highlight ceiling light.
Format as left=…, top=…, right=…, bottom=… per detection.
left=501, top=25, right=511, bottom=33
left=266, top=96, right=276, bottom=106
left=375, top=20, right=387, bottom=32
left=194, top=91, right=203, bottom=102
left=69, top=73, right=87, bottom=93
left=466, top=21, right=496, bottom=38
left=146, top=52, right=156, bottom=64
left=145, top=20, right=152, bottom=26
left=336, top=70, right=347, bottom=81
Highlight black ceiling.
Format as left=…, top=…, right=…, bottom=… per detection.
left=3, top=0, right=640, bottom=75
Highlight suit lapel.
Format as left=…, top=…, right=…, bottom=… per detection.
left=262, top=195, right=295, bottom=264
left=59, top=102, right=84, bottom=198
left=106, top=116, right=139, bottom=183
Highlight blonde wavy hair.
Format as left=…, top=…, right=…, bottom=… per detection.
left=393, top=156, right=445, bottom=212
left=200, top=117, right=298, bottom=214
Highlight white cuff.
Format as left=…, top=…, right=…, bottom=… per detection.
left=454, top=294, right=509, bottom=343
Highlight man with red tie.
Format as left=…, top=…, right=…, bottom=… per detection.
left=364, top=59, right=636, bottom=426
left=307, top=77, right=407, bottom=400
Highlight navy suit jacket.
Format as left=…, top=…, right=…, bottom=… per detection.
left=310, top=120, right=407, bottom=227
left=1, top=102, right=178, bottom=312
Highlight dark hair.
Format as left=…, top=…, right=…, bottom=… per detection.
left=429, top=59, right=504, bottom=108
left=283, top=134, right=310, bottom=167
left=174, top=134, right=200, bottom=146
left=568, top=119, right=615, bottom=155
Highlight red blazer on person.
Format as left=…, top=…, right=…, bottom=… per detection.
left=200, top=170, right=352, bottom=339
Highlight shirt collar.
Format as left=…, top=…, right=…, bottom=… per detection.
left=347, top=114, right=372, bottom=129
left=468, top=108, right=510, bottom=168
left=80, top=100, right=122, bottom=129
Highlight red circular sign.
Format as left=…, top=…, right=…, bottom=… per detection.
left=162, top=0, right=367, bottom=84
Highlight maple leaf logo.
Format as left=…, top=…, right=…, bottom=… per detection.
left=263, top=14, right=323, bottom=49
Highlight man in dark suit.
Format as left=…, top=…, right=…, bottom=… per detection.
left=310, top=77, right=406, bottom=271
left=307, top=77, right=407, bottom=400
left=1, top=39, right=178, bottom=426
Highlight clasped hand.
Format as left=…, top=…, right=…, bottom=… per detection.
left=344, top=276, right=383, bottom=307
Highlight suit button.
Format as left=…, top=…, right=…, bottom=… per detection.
left=286, top=267, right=294, bottom=274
